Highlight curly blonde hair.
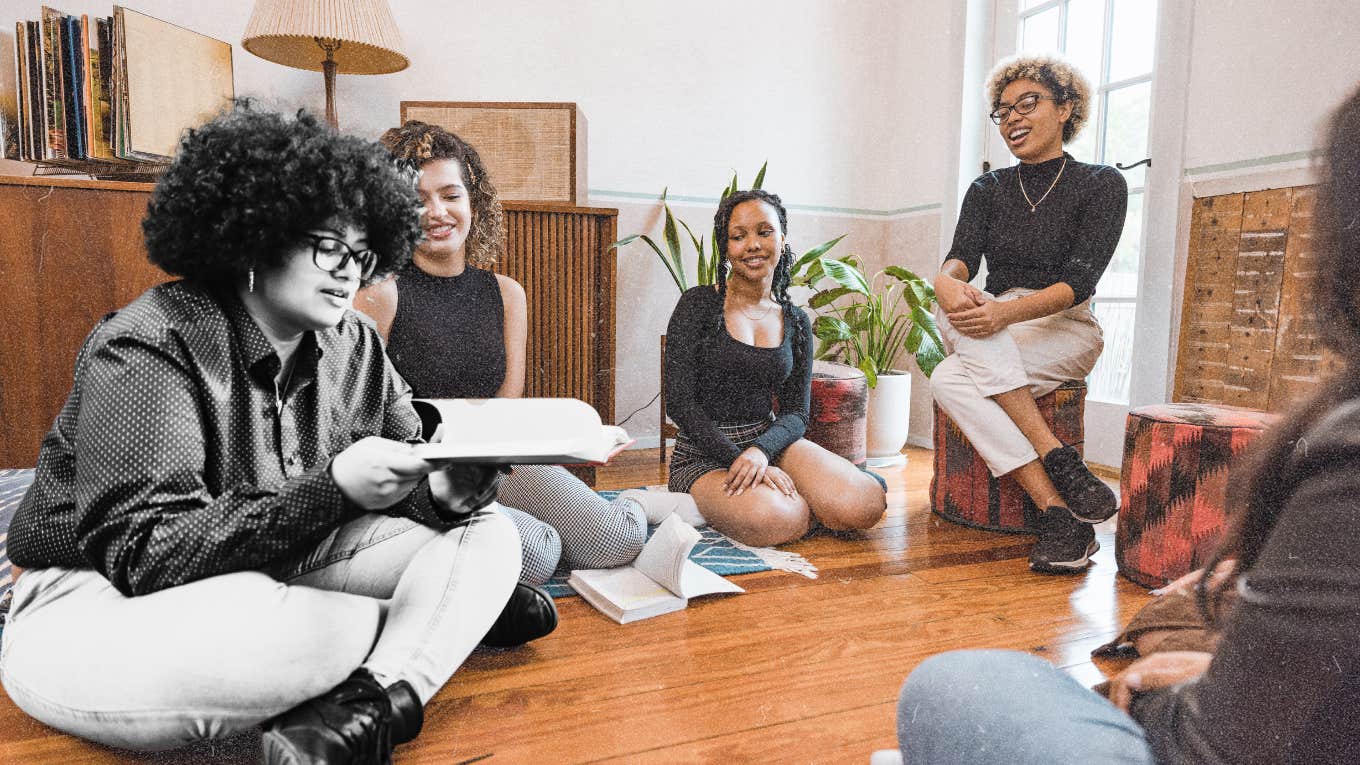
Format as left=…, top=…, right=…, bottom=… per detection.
left=986, top=53, right=1092, bottom=144
left=379, top=121, right=505, bottom=268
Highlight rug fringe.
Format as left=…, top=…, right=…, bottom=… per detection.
left=643, top=484, right=819, bottom=579
left=729, top=539, right=819, bottom=579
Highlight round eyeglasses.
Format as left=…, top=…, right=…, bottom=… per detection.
left=301, top=234, right=378, bottom=280
left=989, top=93, right=1057, bottom=124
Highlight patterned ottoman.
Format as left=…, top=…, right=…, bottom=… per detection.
left=805, top=361, right=869, bottom=466
left=1116, top=403, right=1276, bottom=588
left=930, top=381, right=1087, bottom=533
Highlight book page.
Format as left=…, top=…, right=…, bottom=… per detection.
left=410, top=398, right=631, bottom=464
left=633, top=515, right=701, bottom=596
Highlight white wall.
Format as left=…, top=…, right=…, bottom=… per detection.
left=1182, top=0, right=1360, bottom=175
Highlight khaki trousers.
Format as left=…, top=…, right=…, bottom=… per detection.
left=930, top=288, right=1103, bottom=476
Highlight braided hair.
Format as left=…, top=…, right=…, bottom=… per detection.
left=378, top=120, right=505, bottom=268
left=710, top=190, right=809, bottom=395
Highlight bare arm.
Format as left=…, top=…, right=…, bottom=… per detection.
left=495, top=274, right=527, bottom=398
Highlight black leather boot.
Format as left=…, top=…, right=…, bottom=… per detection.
left=262, top=668, right=393, bottom=765
left=385, top=679, right=423, bottom=747
left=482, top=582, right=559, bottom=648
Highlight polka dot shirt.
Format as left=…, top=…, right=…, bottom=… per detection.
left=8, top=281, right=449, bottom=596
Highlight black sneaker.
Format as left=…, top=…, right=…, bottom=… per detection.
left=1028, top=507, right=1099, bottom=574
left=1042, top=445, right=1118, bottom=523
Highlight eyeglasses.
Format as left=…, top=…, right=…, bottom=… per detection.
left=989, top=93, right=1057, bottom=124
left=301, top=234, right=379, bottom=279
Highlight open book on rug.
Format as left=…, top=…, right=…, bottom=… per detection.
left=568, top=514, right=744, bottom=623
left=410, top=398, right=632, bottom=465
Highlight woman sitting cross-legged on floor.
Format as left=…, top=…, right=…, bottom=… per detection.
left=0, top=104, right=540, bottom=765
left=930, top=53, right=1127, bottom=574
left=894, top=82, right=1360, bottom=765
left=358, top=121, right=648, bottom=586
left=663, top=189, right=886, bottom=547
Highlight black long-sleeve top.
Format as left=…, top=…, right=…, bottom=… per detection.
left=663, top=286, right=812, bottom=465
left=948, top=153, right=1127, bottom=304
left=8, top=281, right=457, bottom=597
left=1130, top=400, right=1360, bottom=763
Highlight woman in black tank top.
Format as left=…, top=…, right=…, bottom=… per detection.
left=366, top=122, right=648, bottom=593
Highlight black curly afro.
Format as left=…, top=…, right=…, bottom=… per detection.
left=143, top=100, right=423, bottom=286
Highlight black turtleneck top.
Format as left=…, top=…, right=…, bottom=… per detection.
left=947, top=152, right=1127, bottom=304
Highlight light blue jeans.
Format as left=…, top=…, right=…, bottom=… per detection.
left=898, top=650, right=1157, bottom=764
left=0, top=508, right=519, bottom=751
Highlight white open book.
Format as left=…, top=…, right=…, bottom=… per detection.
left=409, top=398, right=633, bottom=464
left=567, top=515, right=744, bottom=624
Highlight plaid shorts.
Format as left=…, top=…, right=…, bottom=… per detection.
left=667, top=418, right=773, bottom=493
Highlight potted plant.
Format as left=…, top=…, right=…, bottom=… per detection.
left=611, top=163, right=848, bottom=292
left=791, top=252, right=945, bottom=466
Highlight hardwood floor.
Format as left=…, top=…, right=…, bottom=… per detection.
left=0, top=447, right=1149, bottom=764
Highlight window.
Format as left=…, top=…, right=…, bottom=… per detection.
left=1017, top=0, right=1158, bottom=403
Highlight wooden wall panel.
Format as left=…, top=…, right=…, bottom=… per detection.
left=0, top=177, right=617, bottom=467
left=1174, top=184, right=1332, bottom=411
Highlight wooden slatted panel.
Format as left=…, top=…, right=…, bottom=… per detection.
left=1174, top=194, right=1243, bottom=402
left=1174, top=184, right=1333, bottom=410
left=494, top=205, right=616, bottom=423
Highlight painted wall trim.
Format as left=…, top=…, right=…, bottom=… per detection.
left=1183, top=149, right=1319, bottom=178
left=589, top=188, right=943, bottom=219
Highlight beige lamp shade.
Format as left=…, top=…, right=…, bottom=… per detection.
left=241, top=0, right=409, bottom=74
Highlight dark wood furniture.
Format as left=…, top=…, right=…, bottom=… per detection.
left=0, top=176, right=617, bottom=469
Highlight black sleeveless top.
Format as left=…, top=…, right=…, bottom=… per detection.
left=387, top=264, right=506, bottom=398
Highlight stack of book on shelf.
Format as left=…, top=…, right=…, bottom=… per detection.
left=10, top=5, right=234, bottom=174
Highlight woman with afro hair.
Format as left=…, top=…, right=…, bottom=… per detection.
left=929, top=54, right=1127, bottom=574
left=661, top=190, right=886, bottom=547
left=359, top=121, right=647, bottom=589
left=1, top=102, right=532, bottom=765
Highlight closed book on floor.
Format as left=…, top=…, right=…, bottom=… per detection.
left=410, top=397, right=632, bottom=465
left=568, top=515, right=744, bottom=624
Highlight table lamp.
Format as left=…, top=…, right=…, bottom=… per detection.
left=242, top=0, right=409, bottom=129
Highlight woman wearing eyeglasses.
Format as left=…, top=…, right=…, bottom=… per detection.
left=0, top=103, right=527, bottom=764
left=930, top=54, right=1127, bottom=574
left=358, top=122, right=648, bottom=590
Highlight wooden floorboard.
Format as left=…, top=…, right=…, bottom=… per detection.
left=0, top=446, right=1147, bottom=764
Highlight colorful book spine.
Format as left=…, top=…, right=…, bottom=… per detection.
left=40, top=6, right=67, bottom=160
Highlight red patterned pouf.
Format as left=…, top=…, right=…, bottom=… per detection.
left=1116, top=403, right=1277, bottom=588
left=930, top=381, right=1087, bottom=533
left=805, top=361, right=868, bottom=466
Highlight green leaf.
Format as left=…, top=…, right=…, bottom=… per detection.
left=609, top=233, right=643, bottom=249
left=792, top=235, right=847, bottom=275
left=808, top=286, right=854, bottom=309
left=812, top=315, right=853, bottom=342
left=910, top=305, right=945, bottom=377
left=636, top=234, right=687, bottom=291
left=883, top=264, right=926, bottom=284
left=753, top=161, right=768, bottom=190
left=727, top=173, right=739, bottom=197
left=820, top=257, right=871, bottom=295
left=662, top=203, right=685, bottom=286
left=858, top=357, right=878, bottom=388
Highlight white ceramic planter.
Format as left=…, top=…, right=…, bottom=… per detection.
left=865, top=370, right=911, bottom=468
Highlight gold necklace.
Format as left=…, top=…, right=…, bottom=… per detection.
left=1018, top=156, right=1067, bottom=213
left=736, top=297, right=777, bottom=321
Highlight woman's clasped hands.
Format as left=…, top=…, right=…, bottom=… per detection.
left=724, top=446, right=798, bottom=498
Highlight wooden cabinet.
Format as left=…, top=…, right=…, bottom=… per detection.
left=0, top=176, right=616, bottom=468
